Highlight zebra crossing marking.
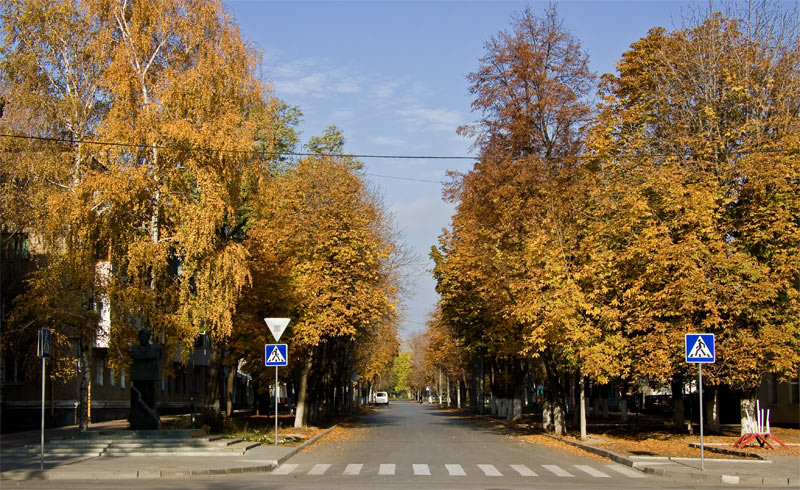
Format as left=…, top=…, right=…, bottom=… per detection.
left=574, top=464, right=610, bottom=477
left=543, top=464, right=574, bottom=477
left=272, top=464, right=298, bottom=475
left=478, top=464, right=503, bottom=476
left=308, top=463, right=330, bottom=475
left=445, top=464, right=466, bottom=476
left=606, top=464, right=647, bottom=478
left=510, top=464, right=538, bottom=476
left=412, top=464, right=430, bottom=475
left=270, top=462, right=646, bottom=479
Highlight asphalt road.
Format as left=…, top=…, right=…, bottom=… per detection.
left=9, top=401, right=740, bottom=489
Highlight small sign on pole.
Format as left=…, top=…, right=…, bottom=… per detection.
left=265, top=344, right=288, bottom=366
left=264, top=317, right=290, bottom=448
left=37, top=328, right=51, bottom=359
left=264, top=318, right=290, bottom=342
left=37, top=328, right=51, bottom=471
left=685, top=333, right=716, bottom=471
left=685, top=334, right=715, bottom=363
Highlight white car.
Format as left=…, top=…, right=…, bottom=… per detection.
left=374, top=391, right=389, bottom=405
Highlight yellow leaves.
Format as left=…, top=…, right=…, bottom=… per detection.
left=245, top=155, right=401, bottom=367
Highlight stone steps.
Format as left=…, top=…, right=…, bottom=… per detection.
left=13, top=429, right=260, bottom=457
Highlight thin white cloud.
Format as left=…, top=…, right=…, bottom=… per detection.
left=396, top=107, right=463, bottom=132
left=271, top=59, right=364, bottom=98
left=373, top=135, right=406, bottom=146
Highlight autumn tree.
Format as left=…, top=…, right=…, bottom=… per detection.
left=1, top=0, right=115, bottom=430
left=588, top=3, right=800, bottom=430
left=244, top=154, right=401, bottom=427
left=2, top=0, right=295, bottom=429
left=435, top=4, right=597, bottom=432
left=89, top=0, right=289, bottom=426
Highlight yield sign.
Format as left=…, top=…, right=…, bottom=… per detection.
left=265, top=344, right=288, bottom=366
left=264, top=318, right=290, bottom=342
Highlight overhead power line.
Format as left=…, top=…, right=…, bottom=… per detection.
left=0, top=133, right=475, bottom=161
left=2, top=132, right=798, bottom=172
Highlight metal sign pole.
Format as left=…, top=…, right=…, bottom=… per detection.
left=274, top=366, right=279, bottom=447
left=40, top=355, right=45, bottom=470
left=699, top=363, right=704, bottom=471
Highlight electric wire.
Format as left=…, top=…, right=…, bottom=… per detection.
left=2, top=132, right=798, bottom=187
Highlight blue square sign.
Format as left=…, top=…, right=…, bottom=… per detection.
left=265, top=344, right=288, bottom=366
left=685, top=334, right=715, bottom=363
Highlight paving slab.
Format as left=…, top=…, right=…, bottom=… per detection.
left=1, top=419, right=334, bottom=480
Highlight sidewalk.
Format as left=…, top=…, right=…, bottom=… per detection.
left=481, top=415, right=799, bottom=487
left=549, top=433, right=799, bottom=487
left=0, top=419, right=328, bottom=480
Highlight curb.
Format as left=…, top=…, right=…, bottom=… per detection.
left=0, top=424, right=341, bottom=481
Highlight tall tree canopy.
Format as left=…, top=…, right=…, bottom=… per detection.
left=434, top=4, right=597, bottom=432
left=1, top=0, right=295, bottom=427
left=588, top=7, right=800, bottom=404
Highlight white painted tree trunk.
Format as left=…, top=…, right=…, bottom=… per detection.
left=580, top=377, right=587, bottom=440
left=740, top=396, right=757, bottom=436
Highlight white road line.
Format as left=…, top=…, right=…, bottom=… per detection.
left=446, top=464, right=466, bottom=476
left=606, top=464, right=647, bottom=478
left=574, top=465, right=610, bottom=478
left=343, top=464, right=363, bottom=475
left=378, top=464, right=395, bottom=475
left=272, top=464, right=298, bottom=475
left=477, top=464, right=503, bottom=476
left=413, top=464, right=431, bottom=475
left=308, top=463, right=330, bottom=475
left=543, top=464, right=574, bottom=477
left=510, top=464, right=538, bottom=476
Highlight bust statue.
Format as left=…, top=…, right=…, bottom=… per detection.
left=131, top=328, right=161, bottom=381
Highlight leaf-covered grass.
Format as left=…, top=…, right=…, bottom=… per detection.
left=160, top=414, right=319, bottom=445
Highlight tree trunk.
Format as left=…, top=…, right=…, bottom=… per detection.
left=203, top=342, right=224, bottom=430
left=438, top=368, right=443, bottom=405
left=475, top=358, right=485, bottom=414
left=600, top=385, right=609, bottom=419
left=226, top=364, right=235, bottom=416
left=580, top=376, right=587, bottom=440
left=78, top=342, right=91, bottom=431
left=740, top=390, right=758, bottom=436
left=294, top=353, right=313, bottom=428
left=671, top=374, right=685, bottom=428
left=705, top=385, right=720, bottom=433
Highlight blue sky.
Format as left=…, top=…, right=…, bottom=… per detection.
left=224, top=0, right=698, bottom=338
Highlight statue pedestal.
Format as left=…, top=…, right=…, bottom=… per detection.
left=129, top=332, right=162, bottom=430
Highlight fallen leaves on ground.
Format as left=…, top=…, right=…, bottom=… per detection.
left=533, top=427, right=800, bottom=459
left=302, top=424, right=370, bottom=453
left=521, top=434, right=609, bottom=461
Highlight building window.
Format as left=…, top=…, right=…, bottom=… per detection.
left=110, top=369, right=115, bottom=386
left=769, top=373, right=779, bottom=404
left=95, top=360, right=104, bottom=386
left=120, top=375, right=126, bottom=389
left=791, top=370, right=799, bottom=405
left=2, top=357, right=23, bottom=384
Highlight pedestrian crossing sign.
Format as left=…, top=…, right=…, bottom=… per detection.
left=685, top=333, right=715, bottom=363
left=265, top=344, right=288, bottom=366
